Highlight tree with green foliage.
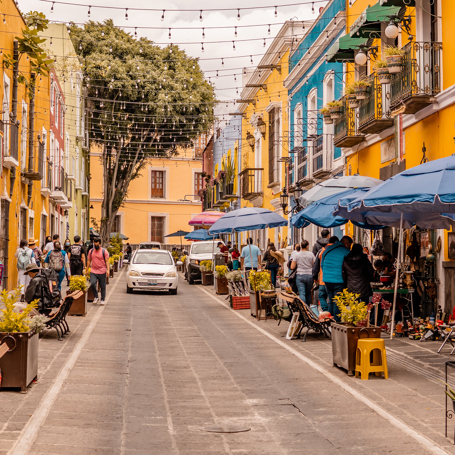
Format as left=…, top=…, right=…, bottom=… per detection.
left=69, top=20, right=216, bottom=246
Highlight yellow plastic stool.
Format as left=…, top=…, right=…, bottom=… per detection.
left=355, top=338, right=388, bottom=380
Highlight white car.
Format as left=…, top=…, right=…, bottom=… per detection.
left=126, top=249, right=180, bottom=295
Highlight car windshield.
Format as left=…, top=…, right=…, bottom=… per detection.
left=133, top=252, right=173, bottom=265
left=191, top=243, right=221, bottom=254
left=140, top=244, right=160, bottom=249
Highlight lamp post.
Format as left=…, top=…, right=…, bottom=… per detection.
left=246, top=131, right=255, bottom=149
left=280, top=184, right=303, bottom=215
left=257, top=118, right=266, bottom=138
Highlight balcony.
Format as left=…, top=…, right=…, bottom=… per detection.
left=240, top=168, right=263, bottom=201
left=333, top=97, right=364, bottom=148
left=358, top=75, right=394, bottom=135
left=389, top=41, right=442, bottom=115
left=50, top=166, right=69, bottom=205
left=41, top=161, right=52, bottom=197
left=3, top=124, right=19, bottom=169
left=21, top=141, right=45, bottom=181
left=312, top=135, right=331, bottom=179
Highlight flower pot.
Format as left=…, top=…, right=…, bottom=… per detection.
left=329, top=106, right=343, bottom=119
left=323, top=114, right=333, bottom=125
left=226, top=183, right=234, bottom=196
left=215, top=276, right=229, bottom=295
left=386, top=54, right=403, bottom=74
left=347, top=94, right=359, bottom=109
left=354, top=86, right=369, bottom=100
left=376, top=67, right=392, bottom=84
left=201, top=271, right=213, bottom=286
left=0, top=331, right=38, bottom=392
left=67, top=289, right=88, bottom=316
left=113, top=261, right=119, bottom=273
left=331, top=323, right=381, bottom=376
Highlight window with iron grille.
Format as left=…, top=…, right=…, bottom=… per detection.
left=150, top=216, right=165, bottom=243
left=194, top=172, right=204, bottom=197
left=112, top=215, right=121, bottom=234
left=151, top=170, right=165, bottom=198
left=20, top=208, right=27, bottom=241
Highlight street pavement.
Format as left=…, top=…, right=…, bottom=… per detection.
left=1, top=269, right=455, bottom=454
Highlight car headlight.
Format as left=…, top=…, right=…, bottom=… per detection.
left=190, top=259, right=199, bottom=265
left=129, top=270, right=141, bottom=276
left=164, top=271, right=177, bottom=277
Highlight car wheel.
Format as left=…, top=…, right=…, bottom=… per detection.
left=188, top=275, right=194, bottom=285
left=169, top=288, right=178, bottom=295
left=126, top=285, right=133, bottom=294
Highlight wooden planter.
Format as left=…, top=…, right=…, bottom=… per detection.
left=215, top=276, right=229, bottom=295
left=67, top=289, right=88, bottom=316
left=0, top=331, right=38, bottom=393
left=201, top=271, right=213, bottom=286
left=87, top=283, right=101, bottom=302
left=109, top=268, right=114, bottom=278
left=113, top=261, right=119, bottom=272
left=331, top=323, right=381, bottom=376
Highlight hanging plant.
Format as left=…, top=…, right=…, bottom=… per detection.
left=383, top=46, right=405, bottom=74
left=345, top=84, right=359, bottom=108
left=327, top=100, right=344, bottom=119
left=353, top=79, right=370, bottom=100
left=374, top=59, right=392, bottom=84
left=320, top=107, right=333, bottom=124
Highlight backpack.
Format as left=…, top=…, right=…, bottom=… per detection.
left=49, top=250, right=64, bottom=272
left=17, top=248, right=31, bottom=270
left=271, top=304, right=292, bottom=325
left=89, top=248, right=107, bottom=261
left=35, top=269, right=61, bottom=310
left=70, top=244, right=83, bottom=262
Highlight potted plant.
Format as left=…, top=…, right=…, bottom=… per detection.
left=67, top=275, right=89, bottom=316
left=327, top=100, right=344, bottom=119
left=200, top=260, right=213, bottom=286
left=112, top=254, right=120, bottom=272
left=345, top=85, right=358, bottom=108
left=331, top=289, right=381, bottom=376
left=374, top=59, right=392, bottom=84
left=384, top=45, right=405, bottom=74
left=320, top=107, right=333, bottom=125
left=353, top=79, right=370, bottom=100
left=109, top=257, right=115, bottom=278
left=225, top=159, right=235, bottom=196
left=214, top=265, right=229, bottom=295
left=0, top=289, right=42, bottom=392
left=248, top=271, right=273, bottom=317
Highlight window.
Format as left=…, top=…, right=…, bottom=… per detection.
left=151, top=170, right=165, bottom=198
left=268, top=108, right=280, bottom=184
left=150, top=216, right=165, bottom=243
left=21, top=103, right=27, bottom=170
left=112, top=214, right=121, bottom=233
left=20, top=208, right=27, bottom=241
left=55, top=93, right=58, bottom=126
left=41, top=214, right=47, bottom=249
left=3, top=75, right=10, bottom=151
left=76, top=85, right=81, bottom=136
left=50, top=76, right=54, bottom=113
left=28, top=217, right=34, bottom=240
left=133, top=251, right=172, bottom=265
left=194, top=172, right=204, bottom=195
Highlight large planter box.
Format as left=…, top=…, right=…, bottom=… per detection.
left=215, top=277, right=228, bottom=295
left=109, top=268, right=114, bottom=278
left=201, top=271, right=213, bottom=286
left=113, top=261, right=119, bottom=272
left=87, top=282, right=101, bottom=302
left=0, top=331, right=38, bottom=392
left=67, top=289, right=88, bottom=316
left=331, top=323, right=381, bottom=376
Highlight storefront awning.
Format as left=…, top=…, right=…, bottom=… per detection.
left=326, top=34, right=369, bottom=63
left=350, top=3, right=402, bottom=39
left=379, top=0, right=415, bottom=6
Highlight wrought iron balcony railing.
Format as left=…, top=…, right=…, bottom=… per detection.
left=333, top=96, right=364, bottom=148
left=389, top=41, right=442, bottom=115
left=240, top=167, right=263, bottom=201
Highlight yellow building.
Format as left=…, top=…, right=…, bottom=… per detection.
left=328, top=0, right=454, bottom=311
left=89, top=146, right=205, bottom=247
left=0, top=5, right=51, bottom=290
left=237, top=21, right=307, bottom=250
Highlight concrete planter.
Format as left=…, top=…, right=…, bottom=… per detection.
left=331, top=323, right=381, bottom=376
left=329, top=106, right=343, bottom=119
left=323, top=114, right=333, bottom=124
left=0, top=331, right=38, bottom=392
left=354, top=86, right=369, bottom=100
left=67, top=289, right=88, bottom=316
left=201, top=271, right=213, bottom=286
left=347, top=94, right=359, bottom=108
left=215, top=276, right=228, bottom=295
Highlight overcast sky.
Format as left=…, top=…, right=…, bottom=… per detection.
left=19, top=0, right=327, bottom=119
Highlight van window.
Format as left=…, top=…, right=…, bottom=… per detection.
left=191, top=243, right=221, bottom=254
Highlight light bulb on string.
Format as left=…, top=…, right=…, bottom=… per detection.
left=268, top=25, right=271, bottom=35
left=168, top=28, right=171, bottom=39
left=50, top=2, right=54, bottom=12
left=202, top=28, right=205, bottom=39
left=274, top=6, right=277, bottom=17
left=234, top=26, right=237, bottom=37
left=237, top=9, right=240, bottom=20
left=312, top=2, right=315, bottom=13
left=134, top=28, right=137, bottom=38
left=263, top=38, right=266, bottom=47
left=233, top=41, right=236, bottom=51
left=87, top=6, right=91, bottom=17
left=125, top=9, right=128, bottom=20
left=250, top=55, right=253, bottom=64
left=161, top=10, right=165, bottom=21
left=200, top=10, right=203, bottom=22
left=201, top=43, right=204, bottom=52
left=101, top=30, right=104, bottom=37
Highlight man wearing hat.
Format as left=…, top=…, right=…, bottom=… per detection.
left=23, top=264, right=45, bottom=309
left=218, top=241, right=229, bottom=264
left=28, top=237, right=43, bottom=268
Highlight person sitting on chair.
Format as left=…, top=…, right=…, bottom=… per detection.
left=24, top=264, right=55, bottom=315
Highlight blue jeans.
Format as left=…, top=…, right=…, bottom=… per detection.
left=325, top=282, right=345, bottom=322
left=296, top=274, right=313, bottom=306
left=267, top=263, right=279, bottom=287
left=57, top=269, right=66, bottom=290
left=319, top=285, right=328, bottom=311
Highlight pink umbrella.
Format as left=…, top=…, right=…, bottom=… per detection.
left=189, top=211, right=224, bottom=226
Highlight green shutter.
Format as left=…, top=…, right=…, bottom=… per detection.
left=350, top=3, right=402, bottom=39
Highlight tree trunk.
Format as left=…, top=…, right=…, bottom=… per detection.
left=28, top=74, right=36, bottom=172
left=11, top=41, right=19, bottom=122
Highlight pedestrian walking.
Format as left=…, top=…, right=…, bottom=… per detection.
left=291, top=240, right=316, bottom=314
left=43, top=234, right=59, bottom=258
left=321, top=236, right=350, bottom=322
left=312, top=239, right=335, bottom=313
left=42, top=235, right=51, bottom=252
left=240, top=238, right=261, bottom=271
left=263, top=243, right=279, bottom=287
left=64, top=238, right=71, bottom=285
left=287, top=243, right=301, bottom=294
left=86, top=238, right=110, bottom=305
left=312, top=229, right=330, bottom=256
left=69, top=235, right=87, bottom=276
left=231, top=245, right=240, bottom=270
left=28, top=238, right=43, bottom=268
left=15, top=239, right=36, bottom=298
left=45, top=241, right=70, bottom=290
left=125, top=242, right=132, bottom=262
left=342, top=243, right=376, bottom=305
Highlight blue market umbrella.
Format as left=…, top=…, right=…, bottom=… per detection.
left=291, top=188, right=385, bottom=230
left=184, top=229, right=216, bottom=241
left=347, top=155, right=455, bottom=214
left=208, top=207, right=287, bottom=234
left=110, top=232, right=129, bottom=240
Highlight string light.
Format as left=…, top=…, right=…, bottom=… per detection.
left=161, top=10, right=165, bottom=21
left=274, top=6, right=278, bottom=17
left=202, top=28, right=205, bottom=39
left=237, top=9, right=240, bottom=20
left=168, top=28, right=171, bottom=39
left=125, top=8, right=128, bottom=20
left=234, top=26, right=237, bottom=37
left=221, top=58, right=224, bottom=66
left=263, top=38, right=266, bottom=47
left=268, top=24, right=271, bottom=35
left=201, top=42, right=204, bottom=52
left=50, top=2, right=54, bottom=12
left=200, top=10, right=203, bottom=22
left=312, top=2, right=315, bottom=13
left=134, top=27, right=137, bottom=38
left=232, top=41, right=236, bottom=50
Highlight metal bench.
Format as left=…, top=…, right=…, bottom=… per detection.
left=45, top=291, right=82, bottom=341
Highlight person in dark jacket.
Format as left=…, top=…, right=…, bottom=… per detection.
left=312, top=229, right=330, bottom=256
left=342, top=243, right=376, bottom=304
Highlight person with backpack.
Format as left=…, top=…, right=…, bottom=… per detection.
left=15, top=239, right=36, bottom=297
left=24, top=264, right=60, bottom=315
left=69, top=235, right=87, bottom=276
left=86, top=238, right=110, bottom=305
left=28, top=238, right=43, bottom=268
left=44, top=241, right=70, bottom=290
left=43, top=234, right=59, bottom=258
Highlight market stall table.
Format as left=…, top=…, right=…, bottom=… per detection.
left=372, top=288, right=414, bottom=328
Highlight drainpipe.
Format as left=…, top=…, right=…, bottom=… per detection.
left=28, top=74, right=36, bottom=172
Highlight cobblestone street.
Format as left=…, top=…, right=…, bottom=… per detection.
left=1, top=270, right=455, bottom=454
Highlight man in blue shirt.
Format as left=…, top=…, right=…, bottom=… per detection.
left=240, top=238, right=262, bottom=271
